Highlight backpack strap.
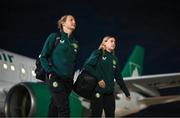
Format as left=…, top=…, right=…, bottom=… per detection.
left=54, top=32, right=61, bottom=47
left=50, top=32, right=61, bottom=52
left=47, top=32, right=61, bottom=66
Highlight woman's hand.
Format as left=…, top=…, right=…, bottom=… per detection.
left=98, top=80, right=106, bottom=88
left=48, top=72, right=56, bottom=79
left=48, top=73, right=52, bottom=79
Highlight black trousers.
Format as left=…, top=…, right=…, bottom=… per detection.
left=46, top=73, right=73, bottom=117
left=90, top=92, right=115, bottom=117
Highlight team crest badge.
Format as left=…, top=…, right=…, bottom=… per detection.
left=72, top=43, right=78, bottom=49
left=95, top=92, right=100, bottom=98
left=113, top=59, right=116, bottom=65
left=53, top=81, right=58, bottom=88
left=113, top=59, right=116, bottom=69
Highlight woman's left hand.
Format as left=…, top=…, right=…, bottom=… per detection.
left=98, top=80, right=106, bottom=88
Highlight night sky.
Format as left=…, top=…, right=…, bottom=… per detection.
left=1, top=0, right=180, bottom=116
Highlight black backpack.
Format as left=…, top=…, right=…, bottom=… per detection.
left=73, top=50, right=103, bottom=99
left=35, top=32, right=61, bottom=81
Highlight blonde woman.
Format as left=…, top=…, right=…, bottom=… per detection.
left=40, top=15, right=79, bottom=117
left=83, top=36, right=131, bottom=117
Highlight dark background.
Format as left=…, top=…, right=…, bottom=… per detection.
left=1, top=0, right=180, bottom=116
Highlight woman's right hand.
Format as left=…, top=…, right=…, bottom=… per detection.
left=48, top=73, right=52, bottom=79
left=98, top=80, right=106, bottom=88
left=48, top=72, right=56, bottom=79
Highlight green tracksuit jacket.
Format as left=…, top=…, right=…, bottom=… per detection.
left=40, top=31, right=79, bottom=79
left=84, top=49, right=130, bottom=96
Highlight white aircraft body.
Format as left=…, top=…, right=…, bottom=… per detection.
left=0, top=49, right=38, bottom=114
left=0, top=46, right=180, bottom=117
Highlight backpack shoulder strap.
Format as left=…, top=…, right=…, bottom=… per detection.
left=97, top=49, right=103, bottom=60
left=49, top=32, right=61, bottom=54
left=54, top=32, right=61, bottom=47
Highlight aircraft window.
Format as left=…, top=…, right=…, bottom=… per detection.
left=32, top=70, right=36, bottom=77
left=19, top=63, right=29, bottom=81
left=21, top=68, right=26, bottom=74
left=3, top=63, right=8, bottom=69
left=10, top=65, right=15, bottom=71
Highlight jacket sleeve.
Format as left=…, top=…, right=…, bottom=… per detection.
left=40, top=33, right=56, bottom=73
left=115, top=58, right=130, bottom=97
left=83, top=49, right=102, bottom=82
